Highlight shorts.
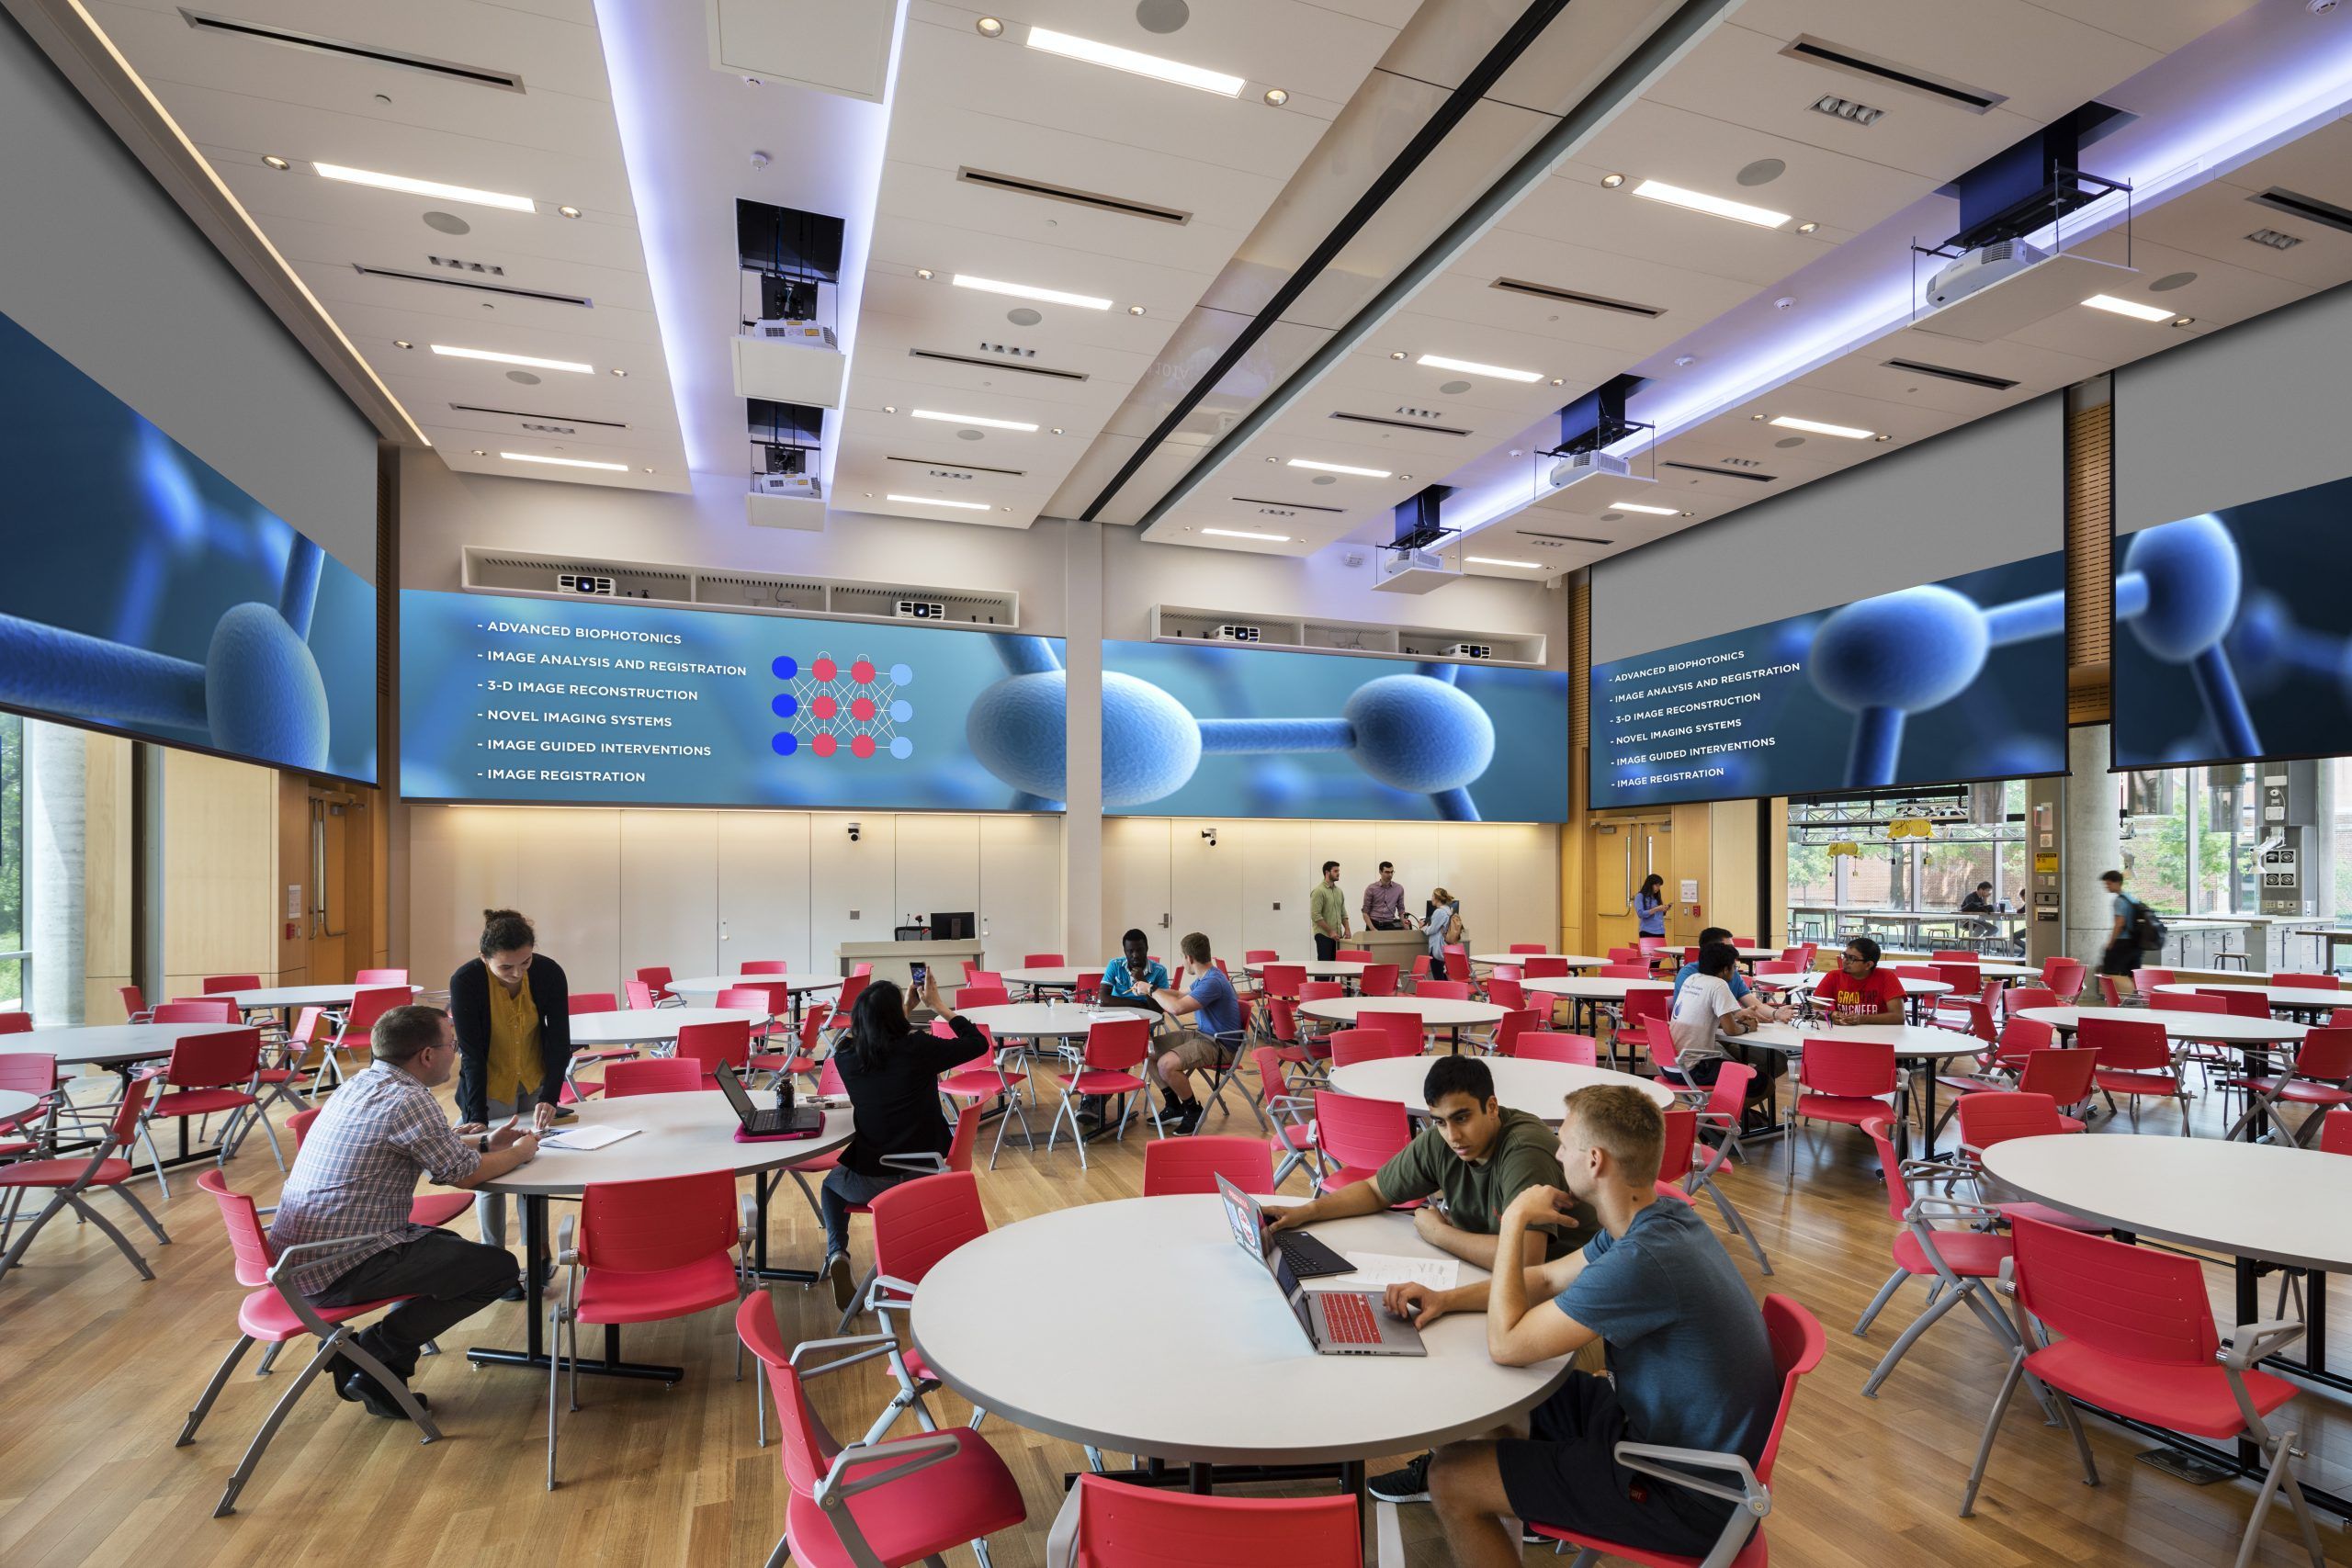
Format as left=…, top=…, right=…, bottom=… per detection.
left=1494, top=1373, right=1732, bottom=1557
left=1159, top=1032, right=1224, bottom=1073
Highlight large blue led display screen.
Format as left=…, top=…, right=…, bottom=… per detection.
left=0, top=310, right=377, bottom=781
left=1096, top=641, right=1570, bottom=822
left=1589, top=549, right=2068, bottom=807
left=2112, top=478, right=2352, bottom=769
left=400, top=590, right=1068, bottom=809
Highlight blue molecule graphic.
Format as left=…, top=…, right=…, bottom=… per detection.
left=771, top=694, right=798, bottom=718
left=771, top=732, right=797, bottom=756
left=772, top=655, right=797, bottom=680
left=890, top=699, right=912, bottom=722
left=890, top=663, right=913, bottom=685
left=889, top=737, right=912, bottom=759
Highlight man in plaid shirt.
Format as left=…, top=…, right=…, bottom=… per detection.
left=270, top=1004, right=545, bottom=1418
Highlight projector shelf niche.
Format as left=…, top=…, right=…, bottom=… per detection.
left=1148, top=605, right=1544, bottom=667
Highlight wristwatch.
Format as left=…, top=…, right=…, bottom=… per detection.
left=477, top=1134, right=492, bottom=1154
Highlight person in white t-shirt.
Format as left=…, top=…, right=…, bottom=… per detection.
left=1666, top=942, right=1783, bottom=1089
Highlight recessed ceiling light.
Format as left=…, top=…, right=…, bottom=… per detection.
left=916, top=267, right=934, bottom=279
left=1023, top=26, right=1244, bottom=97
left=1630, top=178, right=1790, bottom=229
left=1549, top=378, right=1564, bottom=387
left=641, top=467, right=653, bottom=473
left=883, top=405, right=896, bottom=413
left=1873, top=434, right=1892, bottom=442
left=500, top=451, right=629, bottom=471
left=261, top=154, right=290, bottom=171
left=315, top=162, right=535, bottom=213
left=431, top=344, right=592, bottom=374
left=393, top=339, right=413, bottom=349
left=1416, top=353, right=1544, bottom=383
left=1388, top=351, right=1407, bottom=360
left=888, top=492, right=994, bottom=511
left=1400, top=474, right=1413, bottom=481
left=1287, top=458, right=1392, bottom=478
left=1263, top=88, right=1288, bottom=107
left=1770, top=415, right=1875, bottom=439
left=1204, top=527, right=1290, bottom=542
left=558, top=205, right=582, bottom=219
left=1611, top=502, right=1680, bottom=515
left=912, top=408, right=1038, bottom=432
left=2081, top=293, right=2174, bottom=322
left=976, top=17, right=1004, bottom=37
left=951, top=274, right=1113, bottom=310
left=1050, top=427, right=1064, bottom=434
left=1128, top=304, right=1146, bottom=316
left=2173, top=317, right=2198, bottom=329
left=1467, top=557, right=1542, bottom=569
left=1796, top=220, right=1819, bottom=234
left=470, top=448, right=486, bottom=456
left=1600, top=173, right=1625, bottom=188
left=611, top=368, right=628, bottom=378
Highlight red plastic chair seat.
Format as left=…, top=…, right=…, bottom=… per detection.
left=237, top=1288, right=408, bottom=1344
left=577, top=1251, right=741, bottom=1326
left=747, top=1054, right=797, bottom=1075
left=1794, top=1092, right=1892, bottom=1126
left=1529, top=1522, right=1765, bottom=1568
left=940, top=1067, right=1023, bottom=1100
left=900, top=1342, right=937, bottom=1382
left=0, top=1156, right=134, bottom=1188
left=2093, top=1069, right=2179, bottom=1098
left=2054, top=1113, right=2086, bottom=1134
left=412, top=1192, right=474, bottom=1227
left=1892, top=1228, right=2010, bottom=1279
left=1059, top=1068, right=1146, bottom=1097
left=2223, top=1076, right=2352, bottom=1107
left=572, top=1046, right=639, bottom=1064
left=149, top=1087, right=258, bottom=1118
left=788, top=1148, right=841, bottom=1175
left=782, top=1429, right=1026, bottom=1568
left=2027, top=1339, right=2298, bottom=1439
left=1316, top=1163, right=1384, bottom=1193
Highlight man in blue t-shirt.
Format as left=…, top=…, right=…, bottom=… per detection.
left=1669, top=926, right=1751, bottom=1006
left=1148, top=930, right=1242, bottom=1134
left=1378, top=1083, right=1780, bottom=1562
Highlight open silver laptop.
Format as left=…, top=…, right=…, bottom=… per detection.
left=1216, top=1176, right=1424, bottom=1357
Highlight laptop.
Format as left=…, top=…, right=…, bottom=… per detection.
left=714, top=1061, right=824, bottom=1137
left=1217, top=1173, right=1354, bottom=1280
left=1216, top=1176, right=1425, bottom=1357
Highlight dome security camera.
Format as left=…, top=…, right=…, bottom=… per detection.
left=846, top=821, right=862, bottom=842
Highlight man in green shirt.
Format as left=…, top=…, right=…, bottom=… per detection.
left=1310, top=859, right=1350, bottom=964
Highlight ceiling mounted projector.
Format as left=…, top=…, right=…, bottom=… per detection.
left=1924, top=238, right=2052, bottom=310
left=1549, top=448, right=1632, bottom=489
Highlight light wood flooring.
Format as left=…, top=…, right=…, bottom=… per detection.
left=4, top=1063, right=2351, bottom=1568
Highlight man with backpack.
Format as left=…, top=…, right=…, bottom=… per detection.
left=2099, top=868, right=2166, bottom=990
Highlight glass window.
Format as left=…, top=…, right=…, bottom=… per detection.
left=12, top=717, right=133, bottom=1026
left=0, top=714, right=20, bottom=1013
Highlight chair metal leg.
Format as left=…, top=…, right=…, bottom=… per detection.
left=547, top=1303, right=565, bottom=1490
left=834, top=1268, right=876, bottom=1336
left=1861, top=1280, right=1970, bottom=1397
left=2052, top=1390, right=2098, bottom=1486
left=755, top=1359, right=767, bottom=1449
left=215, top=1341, right=337, bottom=1517
left=0, top=1190, right=71, bottom=1275
left=1960, top=1348, right=2029, bottom=1517
left=254, top=1341, right=284, bottom=1377
left=1853, top=1269, right=1911, bottom=1336
left=112, top=1182, right=169, bottom=1245
left=1696, top=1176, right=1771, bottom=1275
left=177, top=1334, right=255, bottom=1445
left=762, top=1534, right=791, bottom=1568
left=67, top=1193, right=153, bottom=1280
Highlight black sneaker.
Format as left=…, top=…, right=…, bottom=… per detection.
left=1368, top=1452, right=1432, bottom=1503
left=1168, top=1101, right=1203, bottom=1135
left=824, top=1251, right=857, bottom=1312
left=341, top=1369, right=431, bottom=1421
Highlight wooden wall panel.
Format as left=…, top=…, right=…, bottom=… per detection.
left=2066, top=396, right=2113, bottom=724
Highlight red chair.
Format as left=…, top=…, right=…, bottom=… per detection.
left=119, top=984, right=153, bottom=1022
left=1961, top=1217, right=2325, bottom=1567
left=1509, top=942, right=1546, bottom=954
left=1530, top=1295, right=1825, bottom=1567
left=2132, top=966, right=2177, bottom=994
left=1522, top=955, right=1568, bottom=981
left=1067, top=1474, right=1356, bottom=1565
left=1329, top=1028, right=1416, bottom=1068
left=202, top=974, right=263, bottom=998
left=0, top=1011, right=28, bottom=1034
left=604, top=1057, right=707, bottom=1097
left=673, top=1018, right=753, bottom=1081
left=2039, top=956, right=2086, bottom=1004
left=286, top=1107, right=471, bottom=1227
left=1334, top=948, right=1373, bottom=964
left=1252, top=1047, right=1319, bottom=1190
left=1021, top=952, right=1065, bottom=968
left=570, top=992, right=619, bottom=1012
left=826, top=1170, right=994, bottom=1445
left=154, top=998, right=239, bottom=1023
left=1416, top=979, right=1470, bottom=1002
left=2080, top=1015, right=2190, bottom=1134
left=1515, top=1032, right=1599, bottom=1067
left=1953, top=1093, right=2102, bottom=1234
left=563, top=991, right=638, bottom=1092
left=741, top=960, right=791, bottom=976
left=315, top=985, right=410, bottom=1093
left=1788, top=1037, right=1897, bottom=1190
left=956, top=987, right=1012, bottom=1010
left=1358, top=962, right=1400, bottom=998
left=1488, top=1007, right=1543, bottom=1059
left=1258, top=964, right=1306, bottom=1002
left=751, top=1004, right=831, bottom=1083
left=624, top=979, right=657, bottom=1010
left=0, top=1075, right=165, bottom=1280
left=0, top=1051, right=62, bottom=1168
left=1600, top=964, right=1652, bottom=981
left=636, top=965, right=679, bottom=1004
left=548, top=1170, right=753, bottom=1486
left=179, top=1168, right=436, bottom=1516
left=355, top=968, right=408, bottom=985
left=246, top=1004, right=323, bottom=1120
left=1049, top=1017, right=1159, bottom=1168
left=1852, top=1115, right=2025, bottom=1400
left=935, top=1020, right=1035, bottom=1168
left=2270, top=973, right=2337, bottom=989
left=1681, top=1062, right=1771, bottom=1274
left=1364, top=1009, right=1423, bottom=1055
left=2323, top=1107, right=2352, bottom=1156
left=145, top=1027, right=280, bottom=1194
left=964, top=970, right=1007, bottom=993
left=1999, top=985, right=2058, bottom=1026
left=1606, top=947, right=1642, bottom=964
left=1309, top=1089, right=1410, bottom=1193
left=1144, top=1134, right=1274, bottom=1197
left=736, top=1292, right=1024, bottom=1568
left=1484, top=976, right=1526, bottom=1013
left=2222, top=1025, right=2352, bottom=1144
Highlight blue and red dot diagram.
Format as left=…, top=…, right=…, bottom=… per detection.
left=769, top=655, right=914, bottom=759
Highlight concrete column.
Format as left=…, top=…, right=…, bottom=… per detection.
left=2063, top=723, right=2120, bottom=969
left=1061, top=521, right=1103, bottom=963
left=24, top=720, right=87, bottom=1025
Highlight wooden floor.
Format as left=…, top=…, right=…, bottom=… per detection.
left=4, top=1066, right=2351, bottom=1568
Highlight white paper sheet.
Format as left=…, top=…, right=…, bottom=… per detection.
left=537, top=1124, right=638, bottom=1152
left=1300, top=1252, right=1462, bottom=1293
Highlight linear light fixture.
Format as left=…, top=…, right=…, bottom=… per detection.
left=950, top=273, right=1113, bottom=310
left=432, top=344, right=593, bottom=373
left=888, top=492, right=995, bottom=511
left=1203, top=527, right=1290, bottom=541
left=2081, top=293, right=2175, bottom=322
left=1286, top=458, right=1392, bottom=478
left=1467, top=556, right=1542, bottom=569
left=910, top=408, right=1039, bottom=432
left=1608, top=501, right=1681, bottom=515
left=1769, top=414, right=1876, bottom=439
left=1630, top=178, right=1791, bottom=229
left=1416, top=353, right=1544, bottom=384
left=1024, top=26, right=1243, bottom=97
left=314, top=162, right=535, bottom=212
left=498, top=451, right=628, bottom=470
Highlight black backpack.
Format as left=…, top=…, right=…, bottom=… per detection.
left=2129, top=897, right=2168, bottom=950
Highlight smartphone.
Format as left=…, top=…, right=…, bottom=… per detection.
left=908, top=962, right=929, bottom=994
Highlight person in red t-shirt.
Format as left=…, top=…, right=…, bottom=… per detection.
left=1809, top=936, right=1905, bottom=1026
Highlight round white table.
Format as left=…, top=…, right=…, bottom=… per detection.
left=1329, top=1054, right=1672, bottom=1121
left=667, top=974, right=842, bottom=999
left=1296, top=997, right=1505, bottom=1050
left=913, top=1196, right=1573, bottom=1478
left=567, top=1008, right=768, bottom=1048
left=1736, top=1021, right=1986, bottom=1156
left=0, top=1021, right=246, bottom=1069
left=999, top=966, right=1091, bottom=990
left=469, top=1091, right=854, bottom=1382
left=2188, top=984, right=2347, bottom=1017
left=1247, top=962, right=1370, bottom=982
left=220, top=983, right=422, bottom=1011
left=2016, top=1006, right=2309, bottom=1047
left=0, top=1088, right=40, bottom=1125
left=956, top=1001, right=1136, bottom=1040
left=1523, top=976, right=1668, bottom=1002
left=1881, top=954, right=2042, bottom=980
left=1469, top=953, right=1613, bottom=971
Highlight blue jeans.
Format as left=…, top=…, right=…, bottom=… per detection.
left=820, top=1165, right=917, bottom=1258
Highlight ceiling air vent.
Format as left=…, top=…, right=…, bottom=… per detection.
left=2247, top=229, right=2302, bottom=251
left=956, top=168, right=1191, bottom=225
left=519, top=422, right=577, bottom=435
left=1881, top=357, right=2019, bottom=391
left=180, top=10, right=524, bottom=90
left=354, top=265, right=592, bottom=308
left=1329, top=411, right=1472, bottom=437
left=1662, top=460, right=1776, bottom=483
left=1810, top=94, right=1885, bottom=126
left=449, top=404, right=629, bottom=430
left=428, top=255, right=505, bottom=276
left=1781, top=36, right=2004, bottom=113
left=1490, top=278, right=1663, bottom=318
left=2248, top=188, right=2352, bottom=238
left=1232, top=496, right=1344, bottom=513
left=1520, top=530, right=1611, bottom=546
left=885, top=455, right=1026, bottom=477
left=908, top=348, right=1088, bottom=382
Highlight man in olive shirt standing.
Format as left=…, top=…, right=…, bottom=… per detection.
left=1310, top=860, right=1350, bottom=963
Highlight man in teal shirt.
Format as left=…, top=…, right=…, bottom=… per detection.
left=1101, top=929, right=1169, bottom=1009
